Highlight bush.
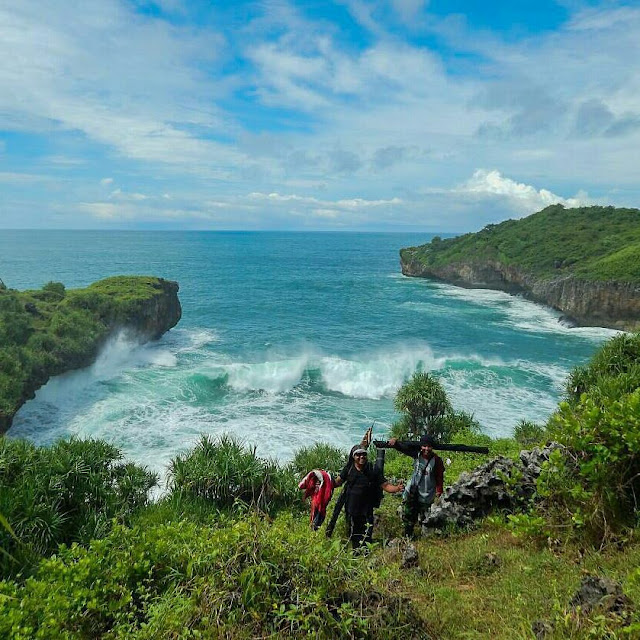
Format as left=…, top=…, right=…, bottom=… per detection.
left=0, top=437, right=157, bottom=577
left=290, top=442, right=348, bottom=477
left=530, top=332, right=640, bottom=543
left=539, top=388, right=640, bottom=542
left=566, top=332, right=640, bottom=404
left=513, top=420, right=546, bottom=447
left=169, top=434, right=298, bottom=515
left=393, top=372, right=452, bottom=439
left=41, top=281, right=66, bottom=299
left=391, top=398, right=478, bottom=443
left=0, top=515, right=425, bottom=639
left=439, top=410, right=481, bottom=442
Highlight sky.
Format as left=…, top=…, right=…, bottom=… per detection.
left=0, top=0, right=639, bottom=232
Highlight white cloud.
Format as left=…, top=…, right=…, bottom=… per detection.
left=458, top=170, right=591, bottom=213
left=0, top=172, right=54, bottom=184
left=391, top=0, right=428, bottom=24
left=0, top=1, right=242, bottom=169
left=45, top=155, right=85, bottom=166
left=100, top=178, right=113, bottom=186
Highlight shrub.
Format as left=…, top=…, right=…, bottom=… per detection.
left=0, top=312, right=32, bottom=346
left=439, top=410, right=481, bottom=441
left=169, top=434, right=298, bottom=514
left=531, top=332, right=640, bottom=543
left=566, top=332, right=640, bottom=404
left=0, top=437, right=157, bottom=577
left=290, top=442, right=347, bottom=477
left=393, top=372, right=452, bottom=439
left=0, top=515, right=425, bottom=639
left=41, top=281, right=66, bottom=299
left=391, top=379, right=477, bottom=444
left=513, top=420, right=546, bottom=447
left=539, top=388, right=640, bottom=542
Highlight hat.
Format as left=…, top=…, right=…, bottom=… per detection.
left=419, top=434, right=436, bottom=447
left=353, top=448, right=368, bottom=455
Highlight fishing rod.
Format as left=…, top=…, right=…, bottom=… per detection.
left=373, top=440, right=490, bottom=455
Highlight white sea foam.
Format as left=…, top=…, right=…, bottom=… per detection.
left=8, top=325, right=577, bottom=479
left=175, top=327, right=220, bottom=351
left=430, top=282, right=621, bottom=339
left=224, top=356, right=310, bottom=393
left=441, top=368, right=559, bottom=437
left=319, top=345, right=445, bottom=398
left=445, top=352, right=508, bottom=368
left=198, top=343, right=448, bottom=399
left=32, top=330, right=176, bottom=408
left=400, top=301, right=448, bottom=316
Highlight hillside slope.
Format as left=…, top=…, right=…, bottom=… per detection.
left=400, top=204, right=640, bottom=329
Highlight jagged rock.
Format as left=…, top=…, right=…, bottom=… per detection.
left=570, top=576, right=632, bottom=616
left=422, top=445, right=560, bottom=532
left=484, top=552, right=501, bottom=568
left=387, top=537, right=404, bottom=551
left=401, top=543, right=419, bottom=569
left=532, top=619, right=554, bottom=639
left=385, top=538, right=419, bottom=569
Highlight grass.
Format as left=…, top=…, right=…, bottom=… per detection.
left=377, top=521, right=640, bottom=639
left=2, top=428, right=639, bottom=638
left=2, top=324, right=640, bottom=637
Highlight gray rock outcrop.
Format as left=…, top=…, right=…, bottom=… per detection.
left=422, top=445, right=559, bottom=531
left=570, top=576, right=632, bottom=616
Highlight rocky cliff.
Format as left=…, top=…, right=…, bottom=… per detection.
left=0, top=276, right=182, bottom=434
left=400, top=250, right=640, bottom=331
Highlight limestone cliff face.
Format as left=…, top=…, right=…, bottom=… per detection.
left=400, top=250, right=640, bottom=331
left=110, top=278, right=182, bottom=340
left=1, top=277, right=181, bottom=434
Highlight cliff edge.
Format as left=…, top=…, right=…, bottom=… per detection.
left=400, top=205, right=640, bottom=331
left=0, top=276, right=181, bottom=434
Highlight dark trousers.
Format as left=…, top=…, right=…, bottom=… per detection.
left=347, top=512, right=373, bottom=549
left=402, top=495, right=432, bottom=537
left=311, top=510, right=326, bottom=531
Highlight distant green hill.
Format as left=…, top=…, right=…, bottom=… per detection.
left=0, top=276, right=181, bottom=433
left=403, top=205, right=640, bottom=281
left=400, top=205, right=640, bottom=329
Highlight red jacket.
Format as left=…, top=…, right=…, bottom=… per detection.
left=298, top=469, right=334, bottom=522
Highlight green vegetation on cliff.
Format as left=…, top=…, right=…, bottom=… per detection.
left=402, top=205, right=640, bottom=282
left=0, top=276, right=180, bottom=431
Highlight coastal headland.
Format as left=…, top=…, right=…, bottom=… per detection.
left=400, top=204, right=640, bottom=331
left=0, top=276, right=181, bottom=434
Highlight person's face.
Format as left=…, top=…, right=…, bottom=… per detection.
left=421, top=444, right=433, bottom=457
left=354, top=452, right=367, bottom=467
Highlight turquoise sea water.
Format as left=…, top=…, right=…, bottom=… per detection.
left=1, top=230, right=618, bottom=475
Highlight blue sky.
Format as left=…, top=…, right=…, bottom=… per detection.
left=1, top=0, right=639, bottom=231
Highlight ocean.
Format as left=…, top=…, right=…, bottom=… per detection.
left=1, top=230, right=618, bottom=476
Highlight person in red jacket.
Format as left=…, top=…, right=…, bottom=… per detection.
left=388, top=433, right=444, bottom=538
left=298, top=469, right=334, bottom=530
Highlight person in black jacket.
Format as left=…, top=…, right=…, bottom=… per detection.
left=334, top=447, right=404, bottom=549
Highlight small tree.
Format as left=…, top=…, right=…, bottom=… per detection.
left=42, top=281, right=66, bottom=299
left=393, top=372, right=452, bottom=440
